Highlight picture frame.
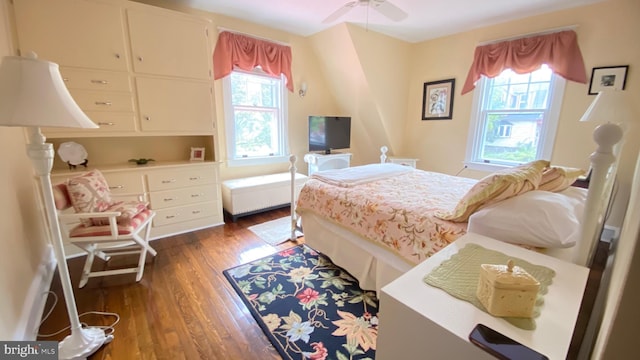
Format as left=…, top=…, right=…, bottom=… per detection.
left=588, top=65, right=629, bottom=95
left=422, top=78, right=455, bottom=120
left=190, top=147, right=205, bottom=161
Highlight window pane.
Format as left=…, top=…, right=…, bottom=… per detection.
left=479, top=112, right=542, bottom=163
left=230, top=72, right=279, bottom=107
left=234, top=109, right=278, bottom=157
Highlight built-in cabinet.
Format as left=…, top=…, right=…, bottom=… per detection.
left=51, top=163, right=223, bottom=242
left=13, top=0, right=223, bottom=239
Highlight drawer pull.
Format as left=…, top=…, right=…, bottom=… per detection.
left=97, top=122, right=115, bottom=126
left=95, top=101, right=112, bottom=106
left=161, top=179, right=177, bottom=184
left=163, top=197, right=177, bottom=202
left=91, top=79, right=109, bottom=84
left=165, top=215, right=177, bottom=219
left=191, top=193, right=203, bottom=198
left=63, top=77, right=69, bottom=82
left=109, top=185, right=124, bottom=189
left=192, top=210, right=201, bottom=214
left=189, top=176, right=201, bottom=181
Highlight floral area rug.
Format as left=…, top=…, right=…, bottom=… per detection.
left=223, top=244, right=378, bottom=360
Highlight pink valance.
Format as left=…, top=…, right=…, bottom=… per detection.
left=461, top=30, right=587, bottom=94
left=213, top=31, right=294, bottom=92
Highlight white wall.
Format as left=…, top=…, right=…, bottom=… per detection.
left=0, top=0, right=51, bottom=340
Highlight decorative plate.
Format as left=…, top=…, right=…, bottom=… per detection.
left=58, top=142, right=88, bottom=165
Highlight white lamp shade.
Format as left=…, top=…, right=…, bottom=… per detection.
left=0, top=53, right=97, bottom=128
left=579, top=90, right=631, bottom=124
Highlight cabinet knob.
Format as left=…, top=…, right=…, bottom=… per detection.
left=95, top=101, right=112, bottom=106
left=97, top=122, right=115, bottom=126
left=91, top=79, right=109, bottom=84
left=144, top=116, right=151, bottom=121
left=115, top=53, right=121, bottom=59
left=62, top=77, right=69, bottom=82
left=137, top=56, right=143, bottom=62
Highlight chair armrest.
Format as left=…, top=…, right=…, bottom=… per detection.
left=59, top=211, right=122, bottom=221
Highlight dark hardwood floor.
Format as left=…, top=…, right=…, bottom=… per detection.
left=38, top=208, right=294, bottom=360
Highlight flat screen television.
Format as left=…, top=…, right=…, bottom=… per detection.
left=308, top=116, right=351, bottom=154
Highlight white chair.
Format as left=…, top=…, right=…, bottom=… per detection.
left=52, top=176, right=157, bottom=288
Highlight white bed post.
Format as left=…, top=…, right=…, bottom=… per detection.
left=574, top=123, right=624, bottom=266
left=380, top=146, right=388, bottom=164
left=289, top=155, right=298, bottom=241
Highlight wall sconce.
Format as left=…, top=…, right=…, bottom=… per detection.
left=299, top=82, right=308, bottom=97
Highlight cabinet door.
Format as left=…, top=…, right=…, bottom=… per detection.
left=136, top=77, right=214, bottom=133
left=127, top=8, right=211, bottom=80
left=13, top=0, right=128, bottom=71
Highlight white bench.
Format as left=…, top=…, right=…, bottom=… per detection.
left=222, top=172, right=308, bottom=222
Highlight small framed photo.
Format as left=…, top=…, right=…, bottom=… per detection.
left=588, top=65, right=629, bottom=95
left=190, top=147, right=205, bottom=161
left=422, top=78, right=455, bottom=120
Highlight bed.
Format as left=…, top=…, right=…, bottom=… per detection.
left=287, top=135, right=619, bottom=293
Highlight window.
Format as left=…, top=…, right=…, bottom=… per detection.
left=465, top=64, right=565, bottom=171
left=223, top=68, right=289, bottom=166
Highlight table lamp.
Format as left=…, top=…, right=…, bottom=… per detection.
left=0, top=53, right=110, bottom=359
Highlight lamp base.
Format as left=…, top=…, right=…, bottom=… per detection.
left=58, top=326, right=112, bottom=360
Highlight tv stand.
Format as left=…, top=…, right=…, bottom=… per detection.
left=304, top=152, right=352, bottom=176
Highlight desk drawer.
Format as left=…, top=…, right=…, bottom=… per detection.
left=149, top=185, right=217, bottom=209
left=103, top=172, right=145, bottom=195
left=69, top=90, right=135, bottom=112
left=153, top=201, right=218, bottom=226
left=147, top=167, right=217, bottom=191
left=61, top=68, right=132, bottom=92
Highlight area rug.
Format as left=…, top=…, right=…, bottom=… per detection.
left=224, top=244, right=378, bottom=360
left=248, top=216, right=302, bottom=246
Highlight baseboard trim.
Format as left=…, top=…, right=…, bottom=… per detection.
left=13, top=244, right=57, bottom=340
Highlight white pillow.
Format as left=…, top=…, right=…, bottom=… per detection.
left=467, top=187, right=587, bottom=248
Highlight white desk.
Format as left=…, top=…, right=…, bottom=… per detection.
left=304, top=152, right=351, bottom=176
left=376, top=233, right=589, bottom=360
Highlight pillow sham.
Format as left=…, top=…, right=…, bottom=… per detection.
left=539, top=166, right=586, bottom=192
left=467, top=187, right=587, bottom=248
left=435, top=159, right=549, bottom=222
left=66, top=169, right=113, bottom=226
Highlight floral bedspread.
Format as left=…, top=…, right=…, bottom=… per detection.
left=296, top=169, right=477, bottom=264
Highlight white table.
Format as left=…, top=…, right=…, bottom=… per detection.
left=376, top=233, right=589, bottom=360
left=304, top=152, right=351, bottom=175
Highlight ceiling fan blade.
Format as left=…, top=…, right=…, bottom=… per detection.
left=322, top=1, right=358, bottom=24
left=370, top=0, right=408, bottom=22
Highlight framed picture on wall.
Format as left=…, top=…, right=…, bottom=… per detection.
left=190, top=147, right=205, bottom=161
left=588, top=65, right=629, bottom=95
left=422, top=78, right=455, bottom=120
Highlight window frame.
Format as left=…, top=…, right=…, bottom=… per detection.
left=222, top=67, right=289, bottom=167
left=464, top=68, right=566, bottom=172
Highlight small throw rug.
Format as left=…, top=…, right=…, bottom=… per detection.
left=224, top=244, right=378, bottom=360
left=248, top=216, right=302, bottom=246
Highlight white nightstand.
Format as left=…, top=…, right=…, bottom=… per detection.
left=388, top=157, right=418, bottom=168
left=304, top=152, right=352, bottom=175
left=376, top=233, right=589, bottom=360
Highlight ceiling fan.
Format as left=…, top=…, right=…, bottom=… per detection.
left=322, top=0, right=408, bottom=24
